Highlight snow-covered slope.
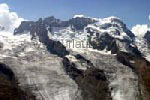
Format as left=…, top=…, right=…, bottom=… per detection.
left=0, top=31, right=83, bottom=100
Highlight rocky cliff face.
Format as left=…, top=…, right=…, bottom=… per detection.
left=0, top=15, right=150, bottom=100
left=144, top=31, right=150, bottom=47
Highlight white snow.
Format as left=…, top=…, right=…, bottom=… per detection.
left=73, top=15, right=86, bottom=18
left=97, top=16, right=121, bottom=24
left=69, top=47, right=112, bottom=55
left=0, top=31, right=31, bottom=50
left=66, top=55, right=78, bottom=62
left=111, top=90, right=123, bottom=100
left=146, top=55, right=150, bottom=62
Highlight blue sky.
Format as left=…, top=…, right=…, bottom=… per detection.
left=0, top=0, right=150, bottom=28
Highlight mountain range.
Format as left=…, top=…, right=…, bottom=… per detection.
left=0, top=15, right=150, bottom=100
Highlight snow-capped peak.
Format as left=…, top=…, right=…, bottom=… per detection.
left=86, top=16, right=132, bottom=40
left=73, top=15, right=86, bottom=18
left=105, top=16, right=121, bottom=20
left=97, top=16, right=123, bottom=25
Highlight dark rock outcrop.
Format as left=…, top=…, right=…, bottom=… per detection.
left=0, top=63, right=35, bottom=100
left=0, top=25, right=5, bottom=31
left=88, top=32, right=119, bottom=54
left=144, top=31, right=150, bottom=48
left=0, top=42, right=3, bottom=48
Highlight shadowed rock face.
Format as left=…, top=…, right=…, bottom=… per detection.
left=88, top=32, right=119, bottom=54
left=0, top=63, right=35, bottom=100
left=63, top=57, right=112, bottom=100
left=0, top=25, right=5, bottom=31
left=117, top=51, right=150, bottom=100
left=144, top=31, right=150, bottom=48
left=34, top=18, right=69, bottom=57
left=0, top=63, right=15, bottom=81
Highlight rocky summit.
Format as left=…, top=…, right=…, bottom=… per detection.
left=0, top=15, right=150, bottom=100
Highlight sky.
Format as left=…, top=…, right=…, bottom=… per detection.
left=0, top=0, right=150, bottom=29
